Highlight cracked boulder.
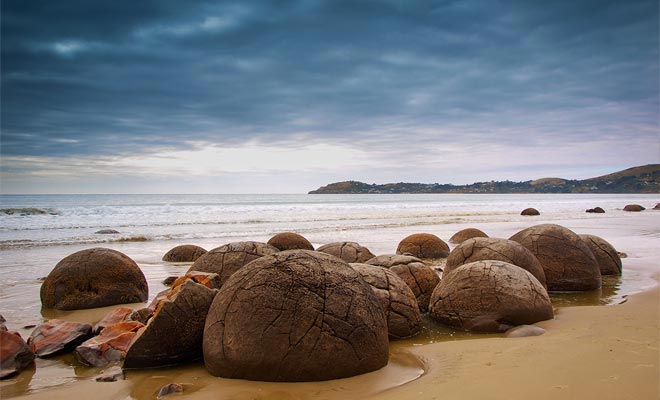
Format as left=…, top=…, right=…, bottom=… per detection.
left=40, top=248, right=148, bottom=310
left=1, top=331, right=35, bottom=379
left=579, top=234, right=622, bottom=276
left=445, top=237, right=547, bottom=289
left=28, top=319, right=93, bottom=357
left=203, top=250, right=389, bottom=382
left=510, top=224, right=601, bottom=291
left=267, top=232, right=314, bottom=251
left=123, top=279, right=218, bottom=368
left=366, top=254, right=440, bottom=312
left=316, top=241, right=375, bottom=263
left=162, top=245, right=207, bottom=262
left=75, top=321, right=144, bottom=367
left=449, top=228, right=488, bottom=244
left=429, top=260, right=553, bottom=332
left=396, top=233, right=449, bottom=259
left=187, top=241, right=279, bottom=287
left=350, top=263, right=421, bottom=339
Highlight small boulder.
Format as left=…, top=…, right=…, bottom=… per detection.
left=623, top=204, right=645, bottom=212
left=586, top=207, right=605, bottom=213
left=449, top=228, right=488, bottom=244
left=157, top=383, right=184, bottom=399
left=40, top=248, right=148, bottom=310
left=396, top=233, right=449, bottom=259
left=95, top=229, right=120, bottom=234
left=28, top=319, right=93, bottom=357
left=445, top=237, right=547, bottom=289
left=504, top=325, right=546, bottom=338
left=187, top=241, right=279, bottom=287
left=520, top=208, right=540, bottom=216
left=429, top=260, right=553, bottom=332
left=366, top=254, right=440, bottom=312
left=162, top=245, right=207, bottom=262
left=1, top=331, right=35, bottom=379
left=316, top=241, right=376, bottom=263
left=93, top=307, right=133, bottom=334
left=510, top=224, right=601, bottom=291
left=350, top=263, right=422, bottom=339
left=203, top=250, right=388, bottom=382
left=95, top=366, right=124, bottom=382
left=75, top=321, right=144, bottom=367
left=579, top=234, right=622, bottom=276
left=123, top=280, right=218, bottom=369
left=653, top=203, right=660, bottom=210
left=267, top=232, right=314, bottom=251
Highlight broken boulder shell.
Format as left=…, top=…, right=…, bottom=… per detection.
left=75, top=321, right=144, bottom=367
left=27, top=319, right=93, bottom=357
left=316, top=241, right=375, bottom=263
left=1, top=331, right=35, bottom=379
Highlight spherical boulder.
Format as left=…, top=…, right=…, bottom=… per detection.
left=316, top=241, right=375, bottom=263
left=579, top=234, right=622, bottom=276
left=509, top=224, right=601, bottom=291
left=396, top=233, right=449, bottom=259
left=203, top=250, right=389, bottom=382
left=521, top=208, right=540, bottom=216
left=40, top=248, right=148, bottom=310
left=267, top=232, right=314, bottom=251
left=429, top=260, right=553, bottom=332
left=366, top=254, right=440, bottom=312
left=449, top=228, right=488, bottom=244
left=623, top=204, right=645, bottom=212
left=350, top=263, right=421, bottom=339
left=162, top=244, right=207, bottom=262
left=445, top=237, right=547, bottom=289
left=188, top=241, right=279, bottom=286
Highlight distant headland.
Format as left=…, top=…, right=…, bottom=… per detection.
left=309, top=164, right=660, bottom=194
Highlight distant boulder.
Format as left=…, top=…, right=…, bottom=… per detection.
left=585, top=207, right=605, bottom=213
left=317, top=241, right=375, bottom=263
left=520, top=208, right=540, bottom=216
left=579, top=234, right=622, bottom=276
left=40, top=248, right=148, bottom=310
left=623, top=204, right=645, bottom=212
left=654, top=203, right=660, bottom=210
left=396, top=233, right=449, bottom=259
left=449, top=228, right=488, bottom=244
left=95, top=229, right=120, bottom=234
left=162, top=245, right=207, bottom=262
left=267, top=232, right=314, bottom=251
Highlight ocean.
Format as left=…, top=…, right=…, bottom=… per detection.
left=1, top=193, right=659, bottom=398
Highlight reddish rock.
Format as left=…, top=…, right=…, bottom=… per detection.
left=521, top=208, right=540, bottom=216
left=27, top=319, right=93, bottom=357
left=449, top=228, right=488, bottom=244
left=396, top=233, right=449, bottom=259
left=1, top=331, right=35, bottom=379
left=267, top=232, right=314, bottom=251
left=128, top=308, right=154, bottom=325
left=623, top=204, right=645, bottom=212
left=40, top=248, right=148, bottom=310
left=93, top=307, right=133, bottom=334
left=579, top=234, right=622, bottom=276
left=316, top=241, right=376, bottom=263
left=162, top=245, right=207, bottom=262
left=75, top=321, right=144, bottom=367
left=170, top=271, right=222, bottom=290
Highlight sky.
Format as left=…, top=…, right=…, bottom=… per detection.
left=1, top=0, right=658, bottom=194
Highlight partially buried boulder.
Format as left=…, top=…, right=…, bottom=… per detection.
left=586, top=207, right=605, bottom=213
left=579, top=234, right=622, bottom=276
left=350, top=263, right=421, bottom=339
left=510, top=224, right=601, bottom=291
left=316, top=241, right=375, bottom=263
left=123, top=279, right=218, bottom=368
left=445, top=237, right=547, bottom=289
left=187, top=241, right=278, bottom=287
left=95, top=229, right=120, bottom=234
left=203, top=250, right=389, bottom=382
left=449, top=228, right=488, bottom=244
left=521, top=208, right=540, bottom=216
left=40, top=248, right=148, bottom=310
left=1, top=331, right=35, bottom=379
left=267, top=232, right=314, bottom=251
left=27, top=319, right=93, bottom=357
left=366, top=254, right=440, bottom=312
left=396, top=233, right=449, bottom=259
left=162, top=245, right=207, bottom=262
left=623, top=204, right=645, bottom=212
left=75, top=321, right=144, bottom=367
left=429, top=260, right=553, bottom=332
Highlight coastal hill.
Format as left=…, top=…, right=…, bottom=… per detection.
left=309, top=164, right=660, bottom=194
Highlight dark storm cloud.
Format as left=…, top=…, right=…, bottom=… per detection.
left=1, top=0, right=658, bottom=157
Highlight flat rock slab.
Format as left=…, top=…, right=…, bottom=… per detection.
left=95, top=366, right=124, bottom=382
left=28, top=319, right=93, bottom=358
left=76, top=321, right=144, bottom=367
left=1, top=331, right=35, bottom=379
left=157, top=383, right=184, bottom=399
left=94, top=307, right=133, bottom=334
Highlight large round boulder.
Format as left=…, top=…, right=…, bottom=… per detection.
left=350, top=263, right=421, bottom=339
left=267, top=232, right=314, bottom=251
left=366, top=254, right=440, bottom=312
left=449, top=228, right=488, bottom=244
left=579, top=234, right=622, bottom=276
left=316, top=241, right=375, bottom=263
left=509, top=224, right=601, bottom=291
left=162, top=244, right=207, bottom=262
left=203, top=250, right=389, bottom=382
left=396, top=233, right=449, bottom=259
left=429, top=260, right=553, bottom=332
left=188, top=242, right=279, bottom=286
left=40, top=248, right=148, bottom=310
left=445, top=237, right=547, bottom=289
